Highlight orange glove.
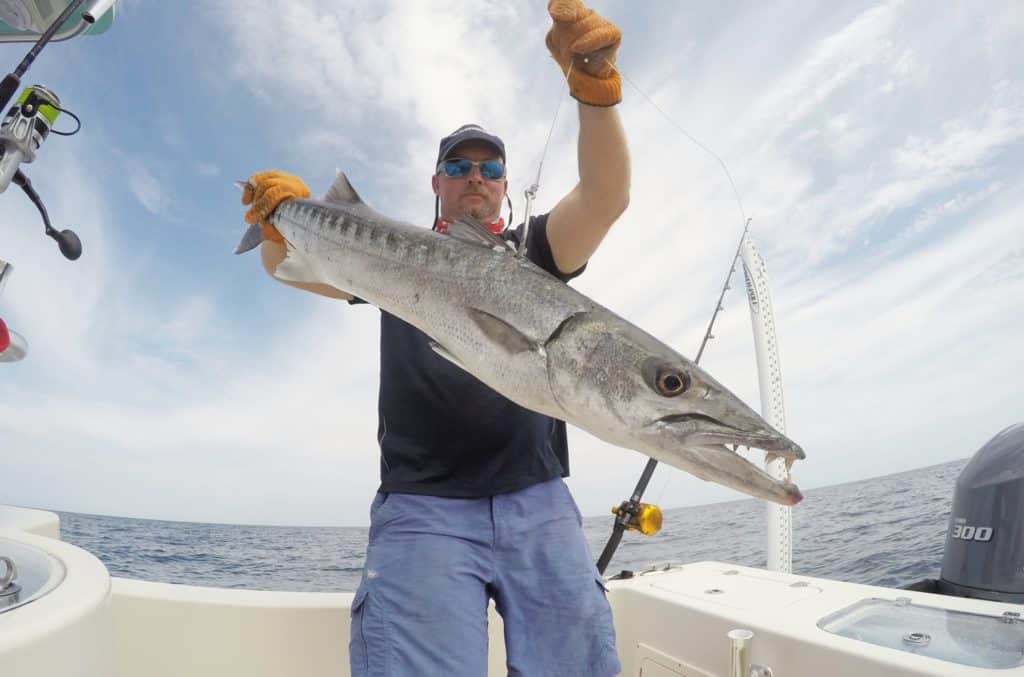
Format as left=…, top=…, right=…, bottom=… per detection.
left=241, top=170, right=311, bottom=243
left=546, top=0, right=622, bottom=106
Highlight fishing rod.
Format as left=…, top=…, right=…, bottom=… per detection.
left=592, top=53, right=760, bottom=575
left=0, top=0, right=116, bottom=262
left=596, top=218, right=752, bottom=575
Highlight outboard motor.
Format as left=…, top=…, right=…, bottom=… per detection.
left=936, top=423, right=1024, bottom=603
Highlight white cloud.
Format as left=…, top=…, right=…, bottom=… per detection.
left=126, top=159, right=172, bottom=218
left=752, top=2, right=902, bottom=132
left=892, top=105, right=1023, bottom=175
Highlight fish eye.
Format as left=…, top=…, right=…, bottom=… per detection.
left=656, top=370, right=689, bottom=397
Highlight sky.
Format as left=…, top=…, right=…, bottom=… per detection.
left=0, top=0, right=1021, bottom=527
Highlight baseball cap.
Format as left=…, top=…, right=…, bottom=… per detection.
left=436, top=124, right=506, bottom=166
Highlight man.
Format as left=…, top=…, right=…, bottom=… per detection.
left=243, top=2, right=629, bottom=674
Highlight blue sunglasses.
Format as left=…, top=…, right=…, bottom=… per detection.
left=437, top=158, right=506, bottom=181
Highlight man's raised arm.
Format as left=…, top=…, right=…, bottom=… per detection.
left=543, top=0, right=631, bottom=274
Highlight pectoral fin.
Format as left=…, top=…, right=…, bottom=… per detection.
left=467, top=308, right=539, bottom=355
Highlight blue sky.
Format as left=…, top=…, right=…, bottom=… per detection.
left=1, top=1, right=1021, bottom=526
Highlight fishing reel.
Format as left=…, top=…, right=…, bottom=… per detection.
left=610, top=500, right=663, bottom=536
left=0, top=82, right=82, bottom=260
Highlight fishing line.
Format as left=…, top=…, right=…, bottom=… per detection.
left=602, top=57, right=748, bottom=227
left=529, top=56, right=749, bottom=244
left=519, top=61, right=573, bottom=256
left=654, top=474, right=672, bottom=506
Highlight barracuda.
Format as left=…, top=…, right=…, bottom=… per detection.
left=235, top=173, right=806, bottom=505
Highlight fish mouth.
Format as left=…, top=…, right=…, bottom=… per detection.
left=653, top=415, right=805, bottom=505
left=654, top=413, right=805, bottom=461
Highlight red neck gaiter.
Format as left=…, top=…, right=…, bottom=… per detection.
left=434, top=217, right=505, bottom=234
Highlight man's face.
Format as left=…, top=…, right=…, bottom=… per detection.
left=432, top=140, right=508, bottom=223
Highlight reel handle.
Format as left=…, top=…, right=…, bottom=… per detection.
left=49, top=227, right=82, bottom=261
left=11, top=169, right=83, bottom=260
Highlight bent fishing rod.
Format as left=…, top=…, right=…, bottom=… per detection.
left=596, top=218, right=751, bottom=575
left=579, top=57, right=757, bottom=575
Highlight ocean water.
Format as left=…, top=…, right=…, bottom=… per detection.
left=58, top=458, right=967, bottom=592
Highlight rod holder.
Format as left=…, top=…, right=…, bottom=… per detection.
left=728, top=629, right=753, bottom=677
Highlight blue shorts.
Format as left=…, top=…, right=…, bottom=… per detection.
left=349, top=478, right=620, bottom=677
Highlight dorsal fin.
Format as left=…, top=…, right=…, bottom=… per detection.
left=324, top=171, right=363, bottom=204
left=447, top=216, right=509, bottom=250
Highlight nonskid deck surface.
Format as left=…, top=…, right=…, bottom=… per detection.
left=3, top=507, right=1022, bottom=676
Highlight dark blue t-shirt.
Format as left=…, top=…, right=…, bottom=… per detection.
left=354, top=214, right=585, bottom=497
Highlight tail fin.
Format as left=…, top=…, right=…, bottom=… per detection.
left=233, top=180, right=265, bottom=254
left=234, top=223, right=264, bottom=255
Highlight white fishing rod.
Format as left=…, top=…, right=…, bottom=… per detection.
left=740, top=237, right=792, bottom=572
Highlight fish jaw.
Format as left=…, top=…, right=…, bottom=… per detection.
left=652, top=412, right=805, bottom=461
left=646, top=432, right=804, bottom=506
left=545, top=311, right=805, bottom=504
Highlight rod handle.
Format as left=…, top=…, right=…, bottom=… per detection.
left=0, top=73, right=21, bottom=112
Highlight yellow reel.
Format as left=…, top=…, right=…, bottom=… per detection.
left=611, top=502, right=663, bottom=536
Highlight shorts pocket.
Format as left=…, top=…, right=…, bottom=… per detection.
left=369, top=492, right=390, bottom=520
left=349, top=588, right=370, bottom=675
left=368, top=492, right=399, bottom=538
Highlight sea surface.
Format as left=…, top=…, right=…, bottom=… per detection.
left=58, top=458, right=967, bottom=592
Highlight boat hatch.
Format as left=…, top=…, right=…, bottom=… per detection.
left=817, top=596, right=1024, bottom=669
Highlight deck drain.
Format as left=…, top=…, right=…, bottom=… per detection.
left=705, top=588, right=725, bottom=595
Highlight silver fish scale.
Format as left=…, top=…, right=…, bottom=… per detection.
left=272, top=198, right=594, bottom=418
